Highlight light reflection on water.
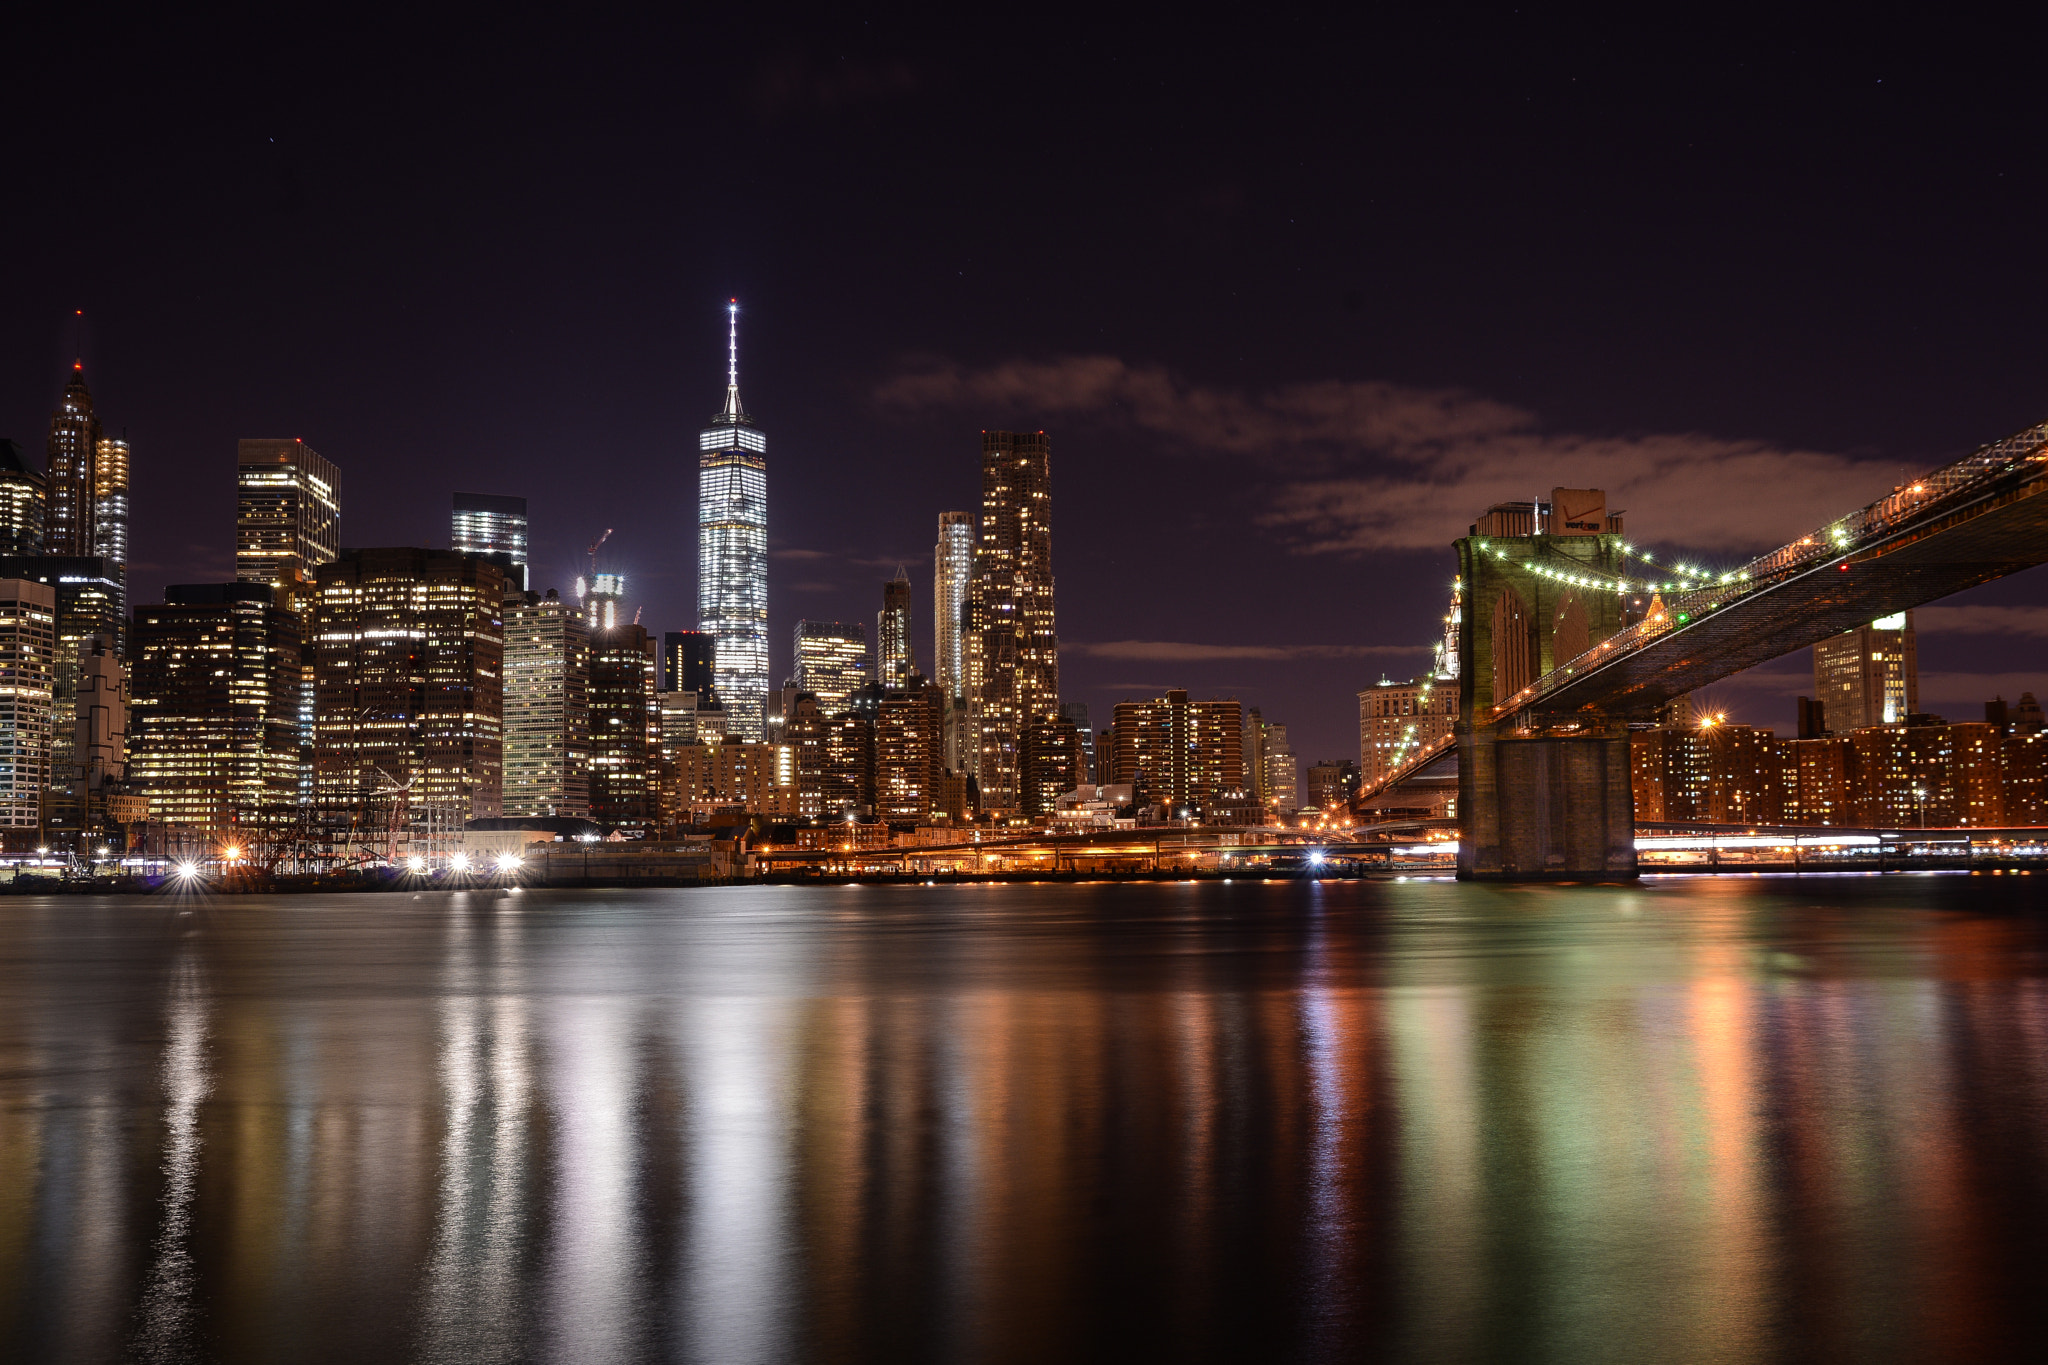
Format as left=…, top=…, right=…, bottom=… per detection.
left=1, top=879, right=2047, bottom=1362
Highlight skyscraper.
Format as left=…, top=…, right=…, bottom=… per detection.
left=44, top=364, right=99, bottom=557
left=0, top=578, right=55, bottom=836
left=589, top=624, right=658, bottom=832
left=237, top=439, right=340, bottom=595
left=503, top=588, right=590, bottom=818
left=312, top=549, right=505, bottom=819
left=1814, top=612, right=1919, bottom=730
left=934, top=511, right=973, bottom=695
left=452, top=492, right=528, bottom=591
left=664, top=630, right=716, bottom=698
left=93, top=436, right=129, bottom=635
left=878, top=568, right=915, bottom=688
left=793, top=621, right=869, bottom=714
left=966, top=430, right=1058, bottom=813
left=0, top=441, right=46, bottom=556
left=698, top=301, right=768, bottom=740
left=0, top=555, right=125, bottom=832
left=1110, top=690, right=1244, bottom=815
left=129, top=583, right=302, bottom=831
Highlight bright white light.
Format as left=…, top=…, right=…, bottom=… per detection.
left=176, top=862, right=198, bottom=877
left=408, top=856, right=426, bottom=872
left=452, top=853, right=472, bottom=871
left=495, top=853, right=522, bottom=870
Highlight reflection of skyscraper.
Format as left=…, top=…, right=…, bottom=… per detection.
left=452, top=492, right=528, bottom=591
left=877, top=569, right=915, bottom=688
left=794, top=621, right=868, bottom=715
left=44, top=364, right=99, bottom=557
left=698, top=302, right=768, bottom=741
left=1814, top=612, right=1918, bottom=730
left=967, top=432, right=1058, bottom=814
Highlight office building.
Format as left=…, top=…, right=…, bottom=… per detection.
left=698, top=301, right=769, bottom=740
left=1306, top=760, right=1359, bottom=809
left=1109, top=690, right=1244, bottom=815
left=876, top=676, right=945, bottom=828
left=1358, top=676, right=1458, bottom=789
left=0, top=555, right=124, bottom=825
left=665, top=629, right=717, bottom=698
left=794, top=620, right=868, bottom=714
left=0, top=440, right=46, bottom=556
left=452, top=492, right=528, bottom=592
left=1061, top=701, right=1094, bottom=785
left=1264, top=722, right=1298, bottom=811
left=877, top=568, right=916, bottom=688
left=588, top=624, right=658, bottom=831
left=1814, top=613, right=1918, bottom=731
left=237, top=439, right=340, bottom=596
left=93, top=436, right=129, bottom=635
left=44, top=364, right=100, bottom=557
left=0, top=578, right=55, bottom=832
left=129, top=583, right=302, bottom=831
left=966, top=430, right=1059, bottom=812
left=312, top=549, right=504, bottom=819
left=503, top=588, right=589, bottom=818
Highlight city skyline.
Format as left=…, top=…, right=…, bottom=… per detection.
left=9, top=13, right=2048, bottom=766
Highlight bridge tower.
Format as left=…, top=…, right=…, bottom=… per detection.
left=1454, top=489, right=1637, bottom=880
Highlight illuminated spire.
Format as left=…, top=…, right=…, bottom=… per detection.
left=723, top=298, right=744, bottom=418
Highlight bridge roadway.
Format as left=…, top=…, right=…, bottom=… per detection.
left=755, top=821, right=1456, bottom=871
left=1507, top=416, right=2048, bottom=721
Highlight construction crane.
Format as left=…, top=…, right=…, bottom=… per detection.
left=587, top=528, right=613, bottom=576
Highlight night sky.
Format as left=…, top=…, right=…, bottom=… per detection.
left=6, top=11, right=2047, bottom=764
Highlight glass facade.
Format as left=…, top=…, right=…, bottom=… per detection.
left=451, top=491, right=528, bottom=592
left=698, top=305, right=769, bottom=740
left=793, top=621, right=869, bottom=715
left=934, top=511, right=973, bottom=697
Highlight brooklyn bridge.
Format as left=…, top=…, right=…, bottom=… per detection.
left=1357, top=416, right=2048, bottom=879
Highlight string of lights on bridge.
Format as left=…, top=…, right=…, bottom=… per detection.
left=1471, top=538, right=1755, bottom=596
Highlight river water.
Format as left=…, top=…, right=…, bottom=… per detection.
left=3, top=876, right=2047, bottom=1363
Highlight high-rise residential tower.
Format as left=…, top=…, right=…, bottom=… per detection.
left=966, top=431, right=1058, bottom=813
left=878, top=568, right=915, bottom=688
left=452, top=492, right=528, bottom=591
left=698, top=301, right=768, bottom=740
left=934, top=510, right=974, bottom=770
left=237, top=439, right=340, bottom=596
left=44, top=364, right=100, bottom=557
left=1814, top=612, right=1919, bottom=731
left=0, top=441, right=46, bottom=556
left=934, top=511, right=972, bottom=691
left=793, top=621, right=868, bottom=715
left=93, top=436, right=130, bottom=640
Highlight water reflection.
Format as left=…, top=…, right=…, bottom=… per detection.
left=133, top=944, right=210, bottom=1363
left=0, top=879, right=2046, bottom=1362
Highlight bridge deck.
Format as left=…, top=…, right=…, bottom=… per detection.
left=1507, top=420, right=2048, bottom=719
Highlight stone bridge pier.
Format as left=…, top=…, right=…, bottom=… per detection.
left=1454, top=489, right=1640, bottom=881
